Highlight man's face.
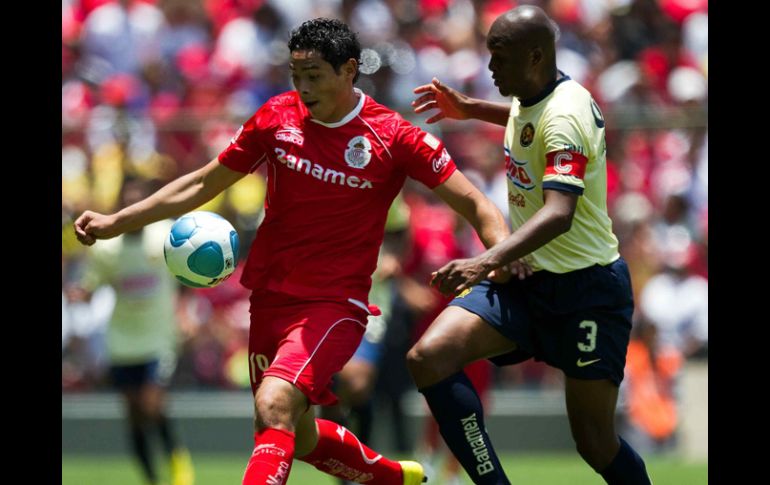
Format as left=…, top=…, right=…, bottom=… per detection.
left=486, top=40, right=529, bottom=98
left=290, top=50, right=352, bottom=122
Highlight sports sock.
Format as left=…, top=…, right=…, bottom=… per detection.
left=350, top=400, right=374, bottom=445
left=130, top=422, right=157, bottom=484
left=419, top=371, right=510, bottom=485
left=599, top=436, right=652, bottom=485
left=299, top=418, right=402, bottom=484
left=156, top=413, right=179, bottom=456
left=242, top=428, right=295, bottom=485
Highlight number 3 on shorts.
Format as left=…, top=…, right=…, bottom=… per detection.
left=577, top=320, right=597, bottom=352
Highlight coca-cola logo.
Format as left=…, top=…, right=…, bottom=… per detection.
left=432, top=148, right=451, bottom=173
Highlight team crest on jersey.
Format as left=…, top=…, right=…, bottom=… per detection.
left=456, top=287, right=472, bottom=298
left=275, top=127, right=304, bottom=146
left=344, top=136, right=372, bottom=169
left=520, top=123, right=535, bottom=147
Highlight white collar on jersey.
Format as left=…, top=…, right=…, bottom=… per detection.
left=309, top=88, right=365, bottom=128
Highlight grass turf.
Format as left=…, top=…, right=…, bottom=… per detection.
left=62, top=452, right=707, bottom=485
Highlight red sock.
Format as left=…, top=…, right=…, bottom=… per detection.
left=242, top=428, right=295, bottom=485
left=299, top=418, right=402, bottom=484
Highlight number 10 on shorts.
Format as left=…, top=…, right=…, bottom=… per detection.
left=249, top=353, right=270, bottom=383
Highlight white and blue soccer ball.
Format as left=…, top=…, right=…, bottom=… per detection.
left=163, top=211, right=239, bottom=288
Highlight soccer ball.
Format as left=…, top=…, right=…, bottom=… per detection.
left=163, top=211, right=240, bottom=288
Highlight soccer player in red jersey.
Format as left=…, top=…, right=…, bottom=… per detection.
left=75, top=18, right=512, bottom=485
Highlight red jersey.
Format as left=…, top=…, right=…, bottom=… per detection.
left=218, top=89, right=457, bottom=302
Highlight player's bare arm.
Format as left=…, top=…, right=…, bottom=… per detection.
left=74, top=159, right=245, bottom=246
left=433, top=170, right=509, bottom=249
left=412, top=78, right=510, bottom=127
left=431, top=189, right=577, bottom=295
left=432, top=170, right=527, bottom=283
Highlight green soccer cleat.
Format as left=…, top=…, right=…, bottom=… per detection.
left=399, top=460, right=428, bottom=485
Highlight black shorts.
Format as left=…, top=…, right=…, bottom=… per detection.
left=448, top=257, right=634, bottom=385
left=110, top=355, right=176, bottom=389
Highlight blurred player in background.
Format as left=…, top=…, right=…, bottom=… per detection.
left=76, top=177, right=193, bottom=485
left=408, top=5, right=652, bottom=484
left=75, top=18, right=512, bottom=485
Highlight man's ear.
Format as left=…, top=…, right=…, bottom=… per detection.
left=344, top=58, right=358, bottom=80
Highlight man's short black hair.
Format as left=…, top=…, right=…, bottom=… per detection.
left=288, top=18, right=362, bottom=83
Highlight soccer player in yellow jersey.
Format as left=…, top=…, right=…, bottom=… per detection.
left=79, top=178, right=194, bottom=485
left=407, top=5, right=652, bottom=485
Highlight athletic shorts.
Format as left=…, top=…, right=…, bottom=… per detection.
left=351, top=331, right=383, bottom=365
left=110, top=354, right=176, bottom=389
left=350, top=308, right=390, bottom=365
left=448, top=257, right=634, bottom=385
left=248, top=290, right=375, bottom=405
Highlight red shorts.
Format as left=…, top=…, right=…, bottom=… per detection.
left=248, top=290, right=370, bottom=406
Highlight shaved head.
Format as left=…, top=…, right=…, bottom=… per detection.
left=487, top=5, right=559, bottom=54
left=485, top=5, right=561, bottom=98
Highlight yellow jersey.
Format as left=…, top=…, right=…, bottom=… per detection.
left=504, top=74, right=619, bottom=273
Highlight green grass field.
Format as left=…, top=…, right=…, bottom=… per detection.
left=62, top=453, right=707, bottom=485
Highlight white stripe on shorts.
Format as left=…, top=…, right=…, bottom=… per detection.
left=292, top=317, right=366, bottom=385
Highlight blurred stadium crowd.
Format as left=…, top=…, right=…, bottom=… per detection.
left=62, top=0, right=707, bottom=453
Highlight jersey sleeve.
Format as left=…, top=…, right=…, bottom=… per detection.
left=218, top=103, right=274, bottom=173
left=392, top=122, right=456, bottom=189
left=541, top=115, right=589, bottom=195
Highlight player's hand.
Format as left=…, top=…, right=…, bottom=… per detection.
left=487, top=263, right=512, bottom=283
left=412, top=78, right=471, bottom=124
left=430, top=256, right=490, bottom=296
left=73, top=210, right=119, bottom=246
left=486, top=258, right=534, bottom=283
left=509, top=259, right=534, bottom=280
